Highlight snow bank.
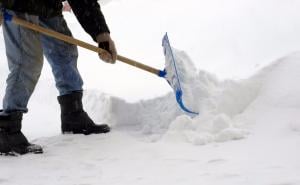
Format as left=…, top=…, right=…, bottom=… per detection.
left=82, top=48, right=275, bottom=144
left=236, top=53, right=300, bottom=137
left=81, top=50, right=300, bottom=145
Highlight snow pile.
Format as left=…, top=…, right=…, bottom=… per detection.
left=80, top=50, right=300, bottom=146
left=81, top=48, right=270, bottom=144
left=237, top=53, right=300, bottom=136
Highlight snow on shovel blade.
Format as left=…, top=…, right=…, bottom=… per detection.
left=161, top=33, right=199, bottom=115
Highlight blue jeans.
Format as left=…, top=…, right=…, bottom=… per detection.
left=2, top=11, right=83, bottom=113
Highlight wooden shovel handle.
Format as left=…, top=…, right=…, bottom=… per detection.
left=1, top=15, right=161, bottom=76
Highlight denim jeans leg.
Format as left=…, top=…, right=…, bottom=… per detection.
left=2, top=12, right=43, bottom=113
left=39, top=15, right=83, bottom=96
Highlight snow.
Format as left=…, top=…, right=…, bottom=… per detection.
left=1, top=0, right=300, bottom=184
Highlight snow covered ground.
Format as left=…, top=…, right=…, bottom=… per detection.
left=1, top=0, right=300, bottom=185
left=1, top=52, right=300, bottom=184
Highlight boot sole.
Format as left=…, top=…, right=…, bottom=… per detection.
left=0, top=143, right=43, bottom=156
left=62, top=129, right=110, bottom=135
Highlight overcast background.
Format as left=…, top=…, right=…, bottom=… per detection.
left=2, top=0, right=300, bottom=102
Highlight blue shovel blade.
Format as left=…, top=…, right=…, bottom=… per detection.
left=162, top=33, right=199, bottom=115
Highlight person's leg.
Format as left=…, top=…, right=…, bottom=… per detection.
left=0, top=11, right=43, bottom=155
left=39, top=14, right=83, bottom=95
left=39, top=15, right=110, bottom=134
left=2, top=12, right=43, bottom=113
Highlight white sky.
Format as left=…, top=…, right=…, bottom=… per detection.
left=2, top=0, right=300, bottom=102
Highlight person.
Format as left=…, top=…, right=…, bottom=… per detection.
left=0, top=0, right=117, bottom=155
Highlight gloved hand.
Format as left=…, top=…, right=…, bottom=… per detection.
left=96, top=33, right=117, bottom=64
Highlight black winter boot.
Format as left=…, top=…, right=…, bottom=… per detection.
left=58, top=92, right=110, bottom=135
left=0, top=111, right=43, bottom=156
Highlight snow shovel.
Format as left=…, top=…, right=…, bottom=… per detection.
left=0, top=12, right=199, bottom=115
